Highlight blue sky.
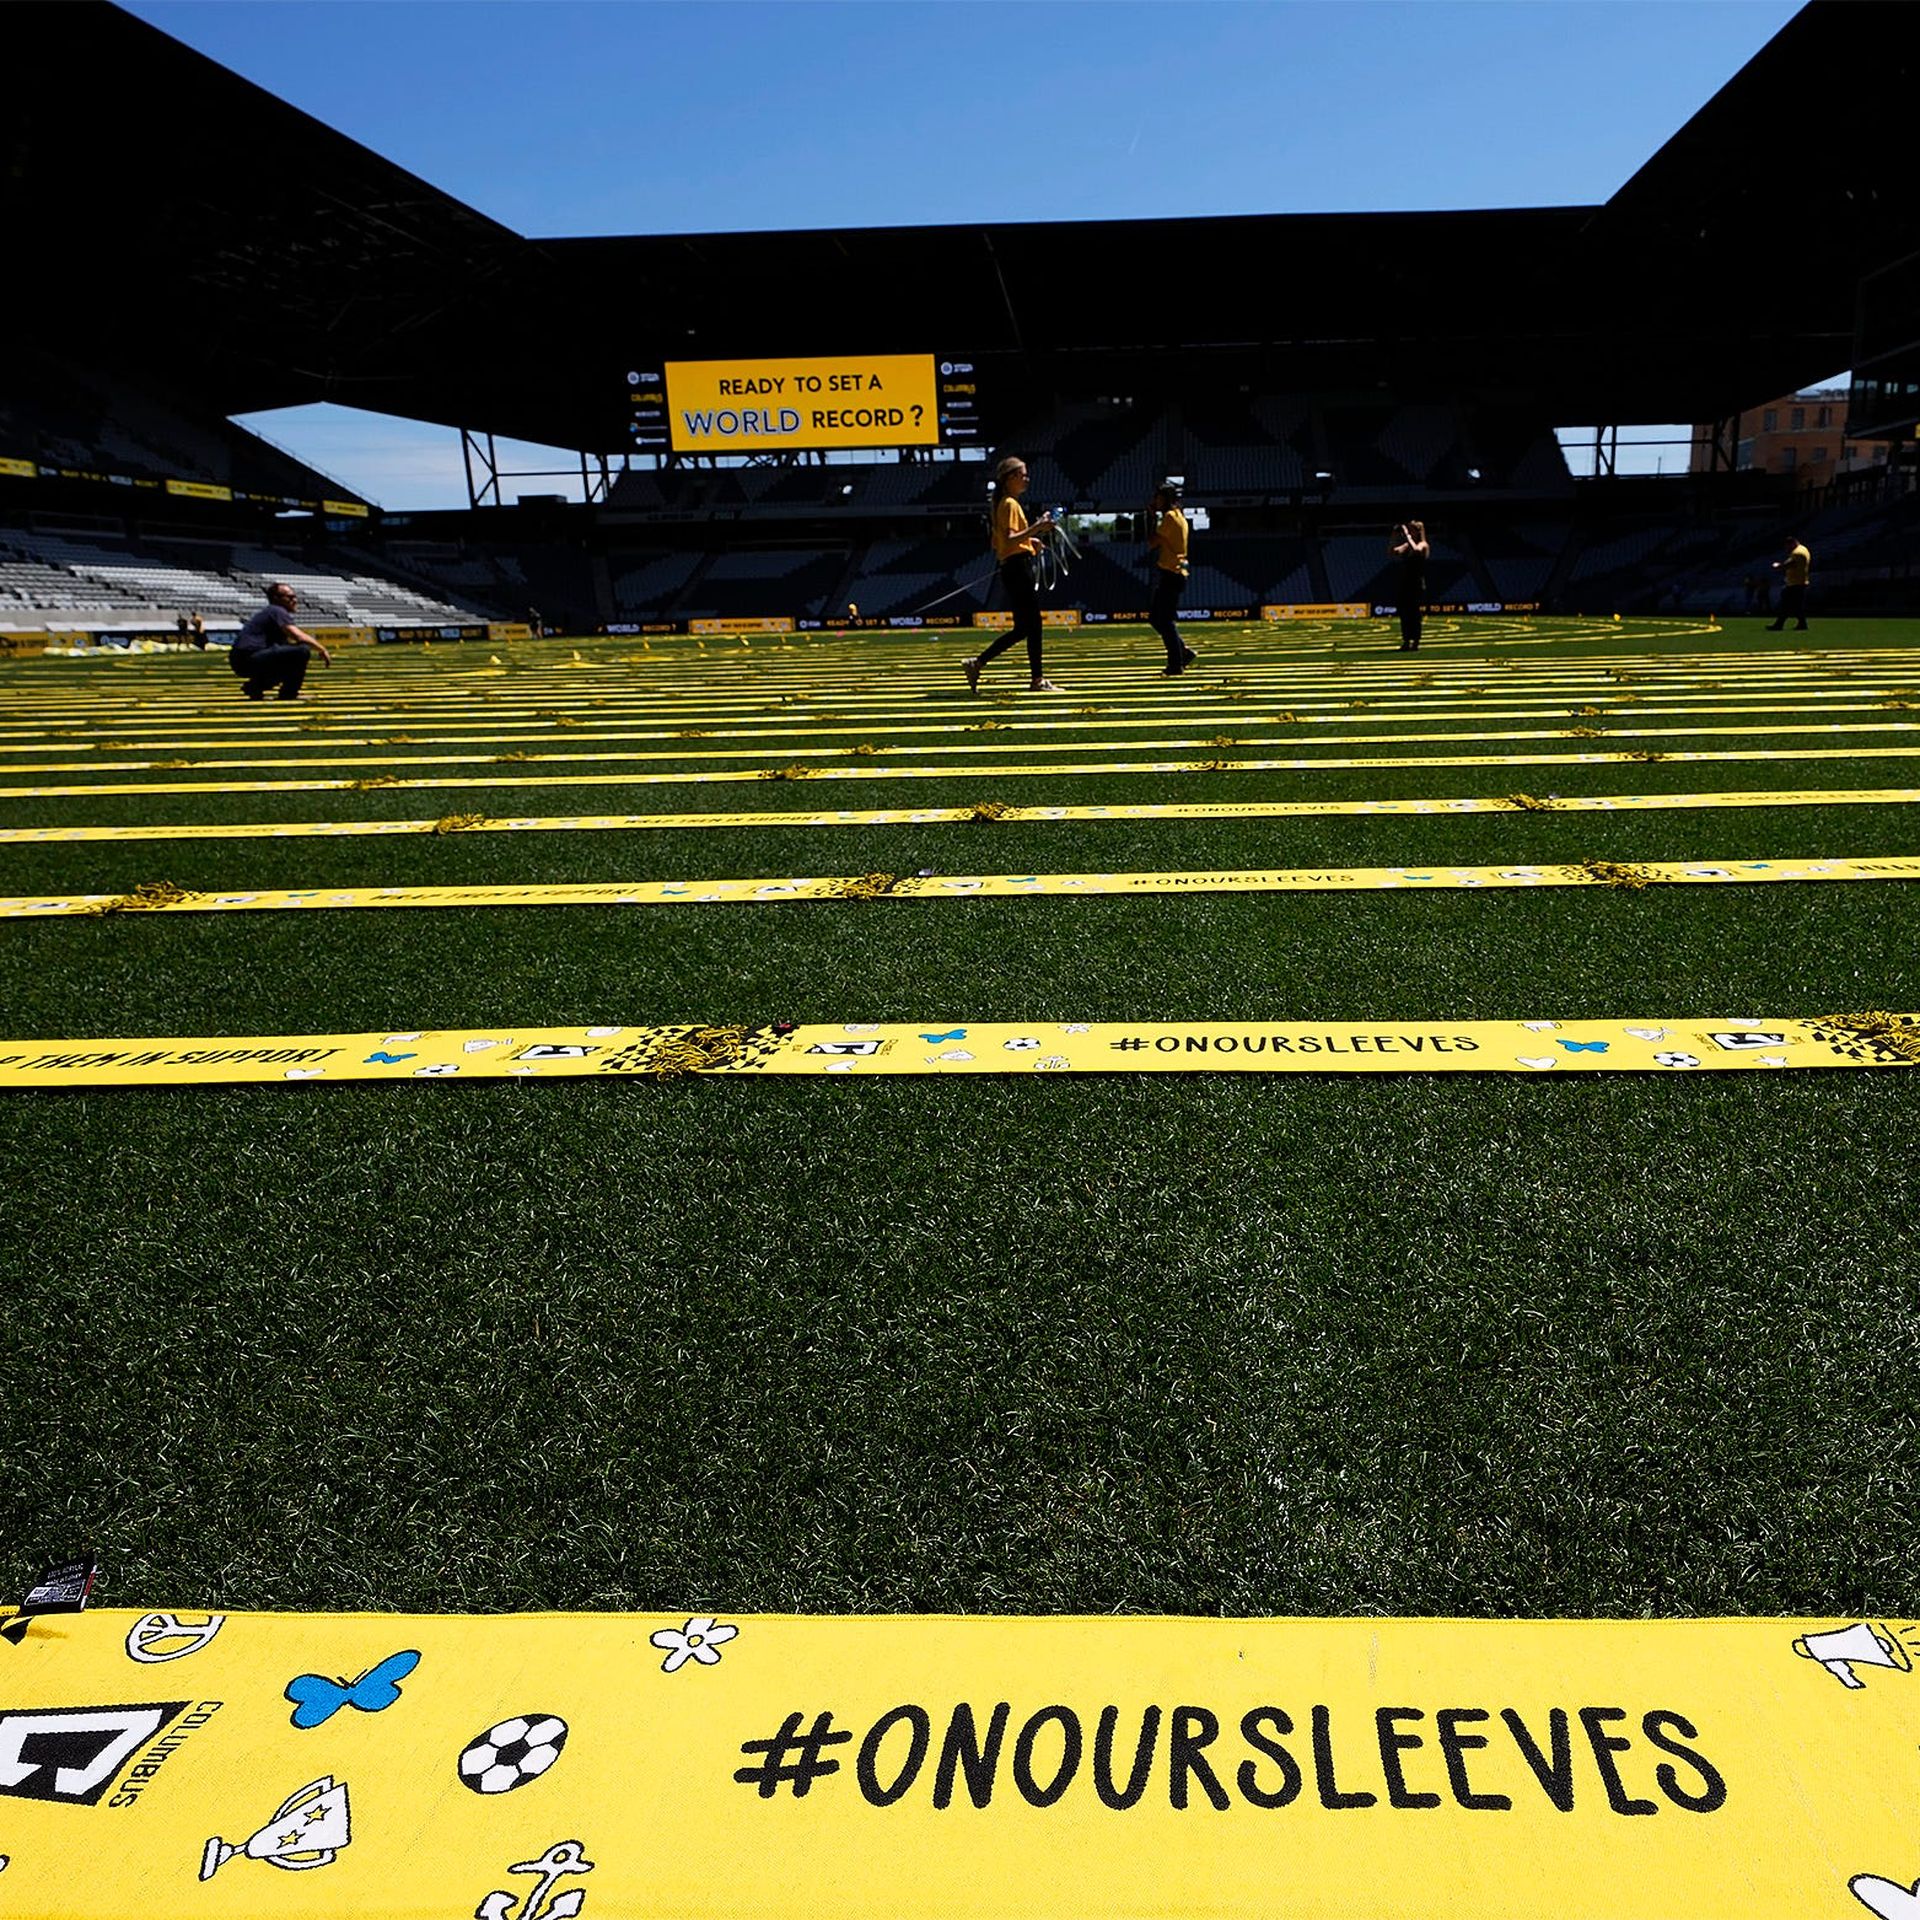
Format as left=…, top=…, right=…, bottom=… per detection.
left=128, top=0, right=1809, bottom=506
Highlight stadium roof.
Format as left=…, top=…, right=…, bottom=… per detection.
left=10, top=1, right=1919, bottom=451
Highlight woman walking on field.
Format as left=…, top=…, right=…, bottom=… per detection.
left=962, top=455, right=1060, bottom=694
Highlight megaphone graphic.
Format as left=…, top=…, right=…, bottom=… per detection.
left=1792, top=1621, right=1914, bottom=1689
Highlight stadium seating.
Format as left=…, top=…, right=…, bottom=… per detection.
left=4, top=346, right=355, bottom=503
left=610, top=550, right=702, bottom=614
left=1181, top=397, right=1311, bottom=497
left=0, top=526, right=476, bottom=627
left=680, top=549, right=845, bottom=620
left=852, top=537, right=985, bottom=618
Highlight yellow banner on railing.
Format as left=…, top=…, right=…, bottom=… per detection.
left=688, top=618, right=796, bottom=637
left=1262, top=603, right=1372, bottom=620
left=162, top=479, right=234, bottom=502
left=0, top=1607, right=1915, bottom=1920
left=972, top=609, right=1084, bottom=630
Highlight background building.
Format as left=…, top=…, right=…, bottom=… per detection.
left=1692, top=389, right=1892, bottom=483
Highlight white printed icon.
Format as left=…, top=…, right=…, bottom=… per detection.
left=200, top=1775, right=350, bottom=1879
left=1794, top=1620, right=1916, bottom=1689
left=1850, top=1872, right=1920, bottom=1920
left=125, top=1612, right=224, bottom=1664
left=477, top=1839, right=595, bottom=1920
left=649, top=1616, right=738, bottom=1674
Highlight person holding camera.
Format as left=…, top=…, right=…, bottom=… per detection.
left=962, top=455, right=1059, bottom=693
left=1147, top=482, right=1195, bottom=674
left=1390, top=519, right=1430, bottom=651
left=1767, top=535, right=1811, bottom=631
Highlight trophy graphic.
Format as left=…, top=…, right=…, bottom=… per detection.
left=200, top=1775, right=351, bottom=1879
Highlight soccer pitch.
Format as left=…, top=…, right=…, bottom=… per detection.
left=0, top=615, right=1915, bottom=1618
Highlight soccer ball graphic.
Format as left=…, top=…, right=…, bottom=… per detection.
left=458, top=1714, right=569, bottom=1794
left=1653, top=1051, right=1701, bottom=1070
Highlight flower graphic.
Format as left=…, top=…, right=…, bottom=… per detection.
left=650, top=1616, right=738, bottom=1674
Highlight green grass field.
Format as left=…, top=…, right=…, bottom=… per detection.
left=2, top=615, right=1916, bottom=1619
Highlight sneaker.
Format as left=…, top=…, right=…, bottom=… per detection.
left=962, top=655, right=981, bottom=694
left=1030, top=679, right=1062, bottom=693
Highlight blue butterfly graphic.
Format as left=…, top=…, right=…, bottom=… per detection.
left=364, top=1050, right=416, bottom=1065
left=285, top=1648, right=421, bottom=1729
left=918, top=1028, right=968, bottom=1044
left=1558, top=1040, right=1610, bottom=1054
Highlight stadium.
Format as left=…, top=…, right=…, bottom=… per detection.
left=1, top=2, right=1918, bottom=1916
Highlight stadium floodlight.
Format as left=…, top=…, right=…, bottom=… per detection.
left=1467, top=466, right=1483, bottom=482
left=1313, top=470, right=1334, bottom=484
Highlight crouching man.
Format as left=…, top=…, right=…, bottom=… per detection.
left=231, top=583, right=331, bottom=700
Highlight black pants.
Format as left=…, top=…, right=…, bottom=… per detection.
left=1398, top=600, right=1423, bottom=649
left=1768, top=584, right=1808, bottom=630
left=231, top=642, right=310, bottom=699
left=1148, top=569, right=1187, bottom=664
left=978, top=555, right=1043, bottom=679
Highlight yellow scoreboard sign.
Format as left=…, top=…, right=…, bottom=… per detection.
left=666, top=354, right=940, bottom=452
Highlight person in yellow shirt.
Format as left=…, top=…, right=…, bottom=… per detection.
left=1767, top=536, right=1811, bottom=631
left=1147, top=482, right=1195, bottom=673
left=962, top=455, right=1059, bottom=693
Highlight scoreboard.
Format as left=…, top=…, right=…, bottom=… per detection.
left=625, top=353, right=982, bottom=454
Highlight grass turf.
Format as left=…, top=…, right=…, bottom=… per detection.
left=1, top=615, right=1917, bottom=1618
